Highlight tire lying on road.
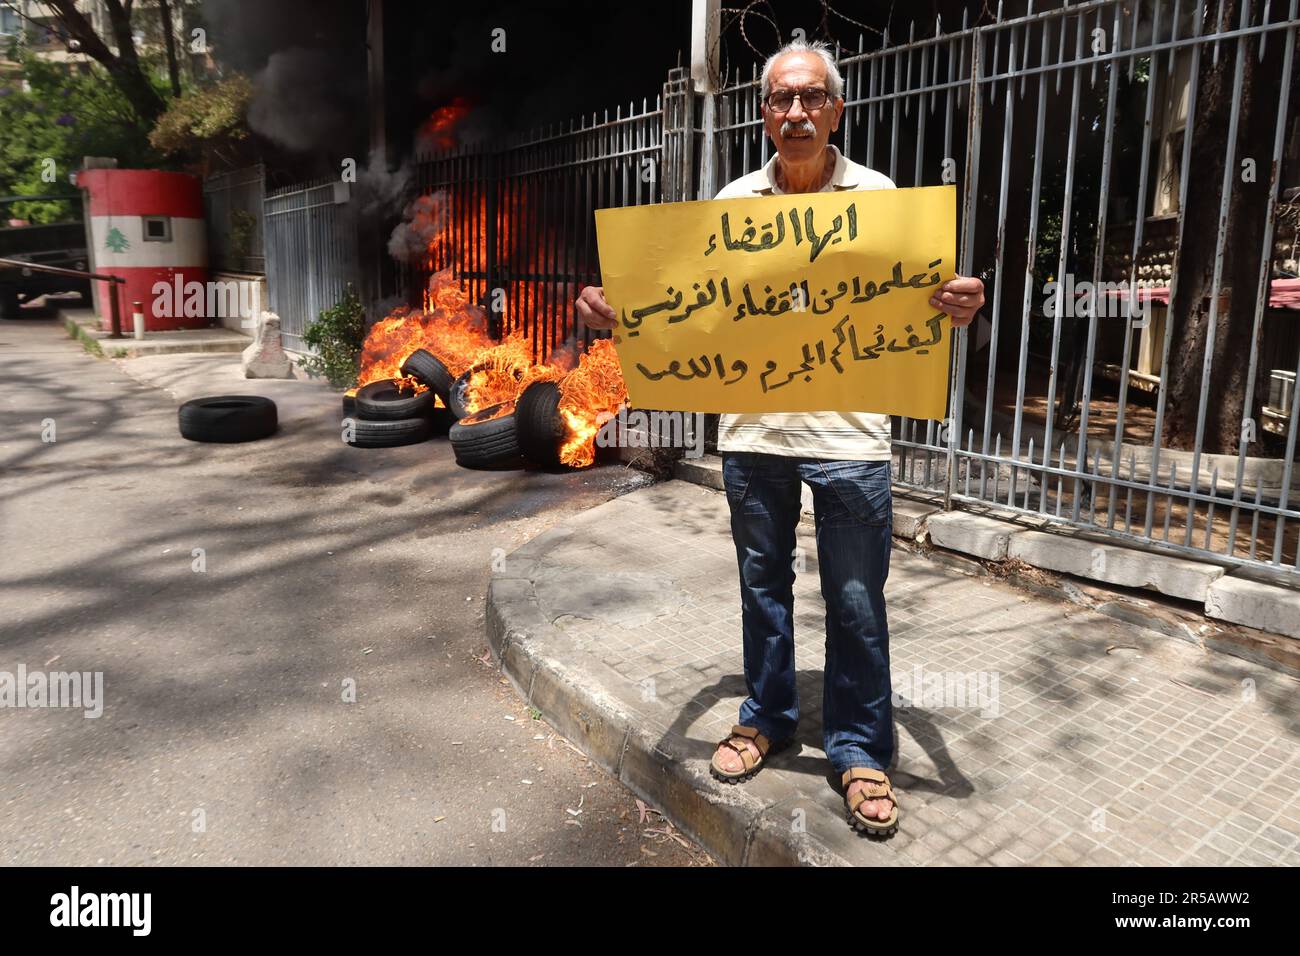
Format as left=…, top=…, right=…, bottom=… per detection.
left=515, top=380, right=566, bottom=468
left=344, top=415, right=433, bottom=448
left=448, top=401, right=522, bottom=468
left=179, top=395, right=278, bottom=443
left=400, top=349, right=454, bottom=402
left=354, top=379, right=435, bottom=421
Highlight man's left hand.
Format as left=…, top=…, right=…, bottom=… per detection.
left=930, top=275, right=985, bottom=327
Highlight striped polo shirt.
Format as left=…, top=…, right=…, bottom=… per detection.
left=712, top=144, right=896, bottom=461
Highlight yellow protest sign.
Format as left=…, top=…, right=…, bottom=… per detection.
left=595, top=185, right=956, bottom=419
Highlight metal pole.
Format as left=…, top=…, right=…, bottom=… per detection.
left=108, top=279, right=122, bottom=338
left=946, top=24, right=982, bottom=511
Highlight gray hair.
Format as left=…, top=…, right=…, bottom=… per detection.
left=760, top=39, right=844, bottom=102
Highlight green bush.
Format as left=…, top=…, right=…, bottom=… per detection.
left=148, top=74, right=252, bottom=164
left=298, top=286, right=366, bottom=389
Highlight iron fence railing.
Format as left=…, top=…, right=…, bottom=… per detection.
left=404, top=0, right=1300, bottom=574
left=263, top=178, right=359, bottom=352
left=415, top=95, right=665, bottom=365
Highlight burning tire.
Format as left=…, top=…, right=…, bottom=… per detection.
left=345, top=415, right=433, bottom=448
left=178, top=395, right=278, bottom=443
left=355, top=379, right=435, bottom=421
left=400, top=349, right=455, bottom=401
left=342, top=393, right=356, bottom=417
left=515, top=381, right=565, bottom=468
left=448, top=401, right=522, bottom=468
left=448, top=369, right=474, bottom=419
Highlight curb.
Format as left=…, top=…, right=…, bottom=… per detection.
left=485, top=523, right=856, bottom=867
left=61, top=309, right=248, bottom=358
left=63, top=313, right=104, bottom=357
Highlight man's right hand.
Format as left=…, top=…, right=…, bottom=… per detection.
left=575, top=285, right=617, bottom=330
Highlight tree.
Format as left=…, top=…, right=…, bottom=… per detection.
left=1162, top=0, right=1289, bottom=455
left=158, top=0, right=182, bottom=99
left=2, top=0, right=166, bottom=123
left=0, top=51, right=162, bottom=223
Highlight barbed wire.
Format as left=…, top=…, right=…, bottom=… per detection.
left=720, top=0, right=1006, bottom=63
left=720, top=1, right=782, bottom=58
left=820, top=0, right=890, bottom=41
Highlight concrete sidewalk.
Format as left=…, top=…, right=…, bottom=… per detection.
left=61, top=308, right=250, bottom=357
left=487, top=480, right=1300, bottom=866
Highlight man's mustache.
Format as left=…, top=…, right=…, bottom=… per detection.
left=780, top=119, right=816, bottom=137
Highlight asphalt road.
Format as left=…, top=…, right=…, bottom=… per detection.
left=0, top=317, right=710, bottom=866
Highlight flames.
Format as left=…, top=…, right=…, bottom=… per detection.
left=557, top=339, right=626, bottom=468
left=354, top=274, right=626, bottom=466
left=355, top=271, right=498, bottom=407
left=417, top=99, right=472, bottom=153
left=460, top=334, right=573, bottom=410
left=358, top=100, right=627, bottom=466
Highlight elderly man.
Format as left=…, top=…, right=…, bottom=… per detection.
left=576, top=39, right=984, bottom=836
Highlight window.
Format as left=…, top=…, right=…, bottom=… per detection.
left=142, top=216, right=172, bottom=242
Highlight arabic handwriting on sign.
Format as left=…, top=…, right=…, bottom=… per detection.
left=883, top=312, right=945, bottom=355
left=755, top=311, right=949, bottom=394
left=631, top=258, right=945, bottom=330
left=761, top=330, right=838, bottom=392
left=635, top=354, right=749, bottom=386
left=729, top=278, right=836, bottom=322
left=702, top=213, right=787, bottom=256
left=704, top=202, right=860, bottom=262
left=624, top=286, right=683, bottom=337
left=850, top=258, right=945, bottom=305
left=666, top=282, right=712, bottom=325
left=847, top=322, right=885, bottom=361
left=722, top=213, right=784, bottom=253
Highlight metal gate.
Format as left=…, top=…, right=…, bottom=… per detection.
left=415, top=100, right=666, bottom=365
left=264, top=178, right=359, bottom=351
left=203, top=164, right=265, bottom=275
left=411, top=0, right=1300, bottom=574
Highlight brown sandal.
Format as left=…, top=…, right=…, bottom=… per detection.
left=842, top=767, right=900, bottom=836
left=709, top=724, right=790, bottom=783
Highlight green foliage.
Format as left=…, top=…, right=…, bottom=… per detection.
left=0, top=52, right=164, bottom=223
left=148, top=74, right=252, bottom=161
left=298, top=286, right=367, bottom=389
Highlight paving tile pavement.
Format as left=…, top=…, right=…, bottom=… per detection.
left=493, top=480, right=1300, bottom=866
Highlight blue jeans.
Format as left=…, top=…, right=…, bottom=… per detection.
left=721, top=451, right=894, bottom=775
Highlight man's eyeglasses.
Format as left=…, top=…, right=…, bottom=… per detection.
left=765, top=87, right=830, bottom=112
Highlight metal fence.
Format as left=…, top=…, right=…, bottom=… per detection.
left=203, top=164, right=265, bottom=274
left=410, top=0, right=1300, bottom=574
left=264, top=178, right=359, bottom=352
left=415, top=95, right=666, bottom=364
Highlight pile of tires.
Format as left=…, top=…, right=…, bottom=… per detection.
left=344, top=359, right=454, bottom=448
left=399, top=348, right=587, bottom=471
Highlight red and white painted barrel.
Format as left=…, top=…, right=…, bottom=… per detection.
left=77, top=169, right=208, bottom=332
